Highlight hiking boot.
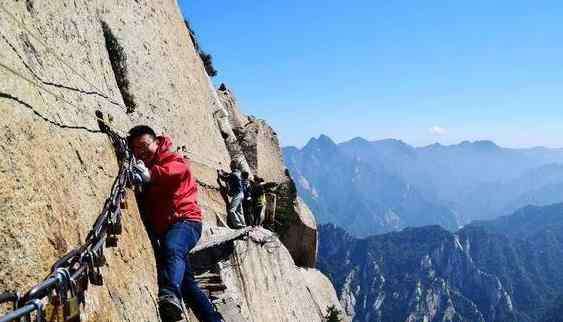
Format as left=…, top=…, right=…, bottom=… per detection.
left=158, top=294, right=183, bottom=322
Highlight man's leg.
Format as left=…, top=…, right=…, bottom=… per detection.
left=154, top=243, right=167, bottom=293
left=243, top=200, right=253, bottom=227
left=146, top=228, right=167, bottom=292
left=159, top=221, right=199, bottom=321
left=181, top=221, right=223, bottom=322
left=229, top=193, right=246, bottom=228
left=236, top=194, right=246, bottom=227
left=255, top=205, right=266, bottom=226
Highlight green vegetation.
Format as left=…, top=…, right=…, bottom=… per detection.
left=323, top=305, right=343, bottom=322
left=101, top=21, right=136, bottom=113
left=184, top=19, right=218, bottom=77
left=318, top=203, right=563, bottom=321
left=268, top=181, right=298, bottom=239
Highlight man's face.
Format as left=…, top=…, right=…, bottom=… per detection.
left=132, top=134, right=158, bottom=164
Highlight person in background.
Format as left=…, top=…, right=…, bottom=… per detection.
left=241, top=171, right=254, bottom=226
left=128, top=125, right=223, bottom=322
left=217, top=161, right=246, bottom=228
left=251, top=177, right=278, bottom=226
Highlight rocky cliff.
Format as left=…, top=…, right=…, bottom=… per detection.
left=318, top=203, right=563, bottom=322
left=319, top=225, right=516, bottom=322
left=0, top=1, right=340, bottom=321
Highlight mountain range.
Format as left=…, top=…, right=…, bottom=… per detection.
left=283, top=135, right=563, bottom=237
left=318, top=203, right=563, bottom=322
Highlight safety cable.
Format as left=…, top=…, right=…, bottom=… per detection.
left=0, top=61, right=126, bottom=137
left=0, top=75, right=210, bottom=198
left=0, top=31, right=126, bottom=114
left=0, top=2, right=127, bottom=112
left=0, top=58, right=225, bottom=168
left=0, top=3, right=229, bottom=169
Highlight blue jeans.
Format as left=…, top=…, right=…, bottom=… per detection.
left=155, top=220, right=221, bottom=322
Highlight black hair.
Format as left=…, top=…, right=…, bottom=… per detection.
left=128, top=125, right=156, bottom=147
left=229, top=160, right=239, bottom=171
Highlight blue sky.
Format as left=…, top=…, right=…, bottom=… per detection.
left=178, top=1, right=563, bottom=148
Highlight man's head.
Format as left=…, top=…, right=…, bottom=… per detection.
left=229, top=160, right=239, bottom=172
left=128, top=125, right=158, bottom=164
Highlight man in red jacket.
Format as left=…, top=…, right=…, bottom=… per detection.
left=128, top=125, right=222, bottom=322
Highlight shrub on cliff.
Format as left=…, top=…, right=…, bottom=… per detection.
left=199, top=50, right=218, bottom=77
left=324, top=305, right=343, bottom=322
left=184, top=19, right=218, bottom=77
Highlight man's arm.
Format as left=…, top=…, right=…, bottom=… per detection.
left=263, top=182, right=279, bottom=192
left=150, top=160, right=188, bottom=186
left=217, top=169, right=229, bottom=181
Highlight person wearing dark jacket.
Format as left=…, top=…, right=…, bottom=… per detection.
left=217, top=161, right=246, bottom=228
left=241, top=171, right=253, bottom=226
left=128, top=125, right=222, bottom=322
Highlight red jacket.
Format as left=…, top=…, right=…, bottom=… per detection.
left=143, top=136, right=202, bottom=234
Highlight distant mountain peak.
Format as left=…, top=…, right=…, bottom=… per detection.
left=473, top=140, right=500, bottom=149
left=422, top=140, right=500, bottom=151
left=348, top=137, right=369, bottom=145
left=373, top=138, right=405, bottom=145
left=304, top=134, right=336, bottom=148
left=301, top=135, right=339, bottom=155
left=422, top=142, right=444, bottom=149
left=318, top=134, right=335, bottom=144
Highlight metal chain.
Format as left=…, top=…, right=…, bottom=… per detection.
left=0, top=124, right=132, bottom=322
left=0, top=3, right=240, bottom=319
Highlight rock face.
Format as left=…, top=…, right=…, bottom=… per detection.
left=189, top=226, right=342, bottom=322
left=318, top=203, right=563, bottom=322
left=217, top=85, right=318, bottom=268
left=217, top=86, right=248, bottom=133
left=217, top=86, right=286, bottom=183
left=319, top=224, right=517, bottom=322
left=0, top=1, right=335, bottom=321
left=282, top=196, right=318, bottom=268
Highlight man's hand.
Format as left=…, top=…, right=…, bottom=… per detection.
left=217, top=169, right=227, bottom=180
left=131, top=159, right=151, bottom=185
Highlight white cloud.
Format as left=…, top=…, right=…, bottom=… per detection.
left=429, top=126, right=447, bottom=136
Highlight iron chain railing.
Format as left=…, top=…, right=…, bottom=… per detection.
left=0, top=113, right=134, bottom=322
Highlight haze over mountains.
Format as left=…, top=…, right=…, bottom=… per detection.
left=283, top=135, right=563, bottom=237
